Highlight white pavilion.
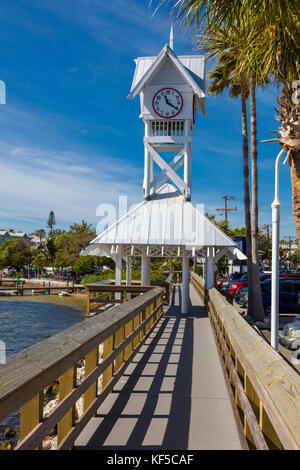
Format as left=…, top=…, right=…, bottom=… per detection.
left=82, top=29, right=245, bottom=313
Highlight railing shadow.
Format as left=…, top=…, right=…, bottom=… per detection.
left=74, top=287, right=206, bottom=450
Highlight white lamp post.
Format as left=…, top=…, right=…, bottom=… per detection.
left=271, top=148, right=286, bottom=350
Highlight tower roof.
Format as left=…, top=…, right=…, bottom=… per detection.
left=128, top=44, right=206, bottom=115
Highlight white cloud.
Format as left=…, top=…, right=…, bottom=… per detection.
left=0, top=140, right=142, bottom=229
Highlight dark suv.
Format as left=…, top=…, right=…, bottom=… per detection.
left=260, top=280, right=300, bottom=315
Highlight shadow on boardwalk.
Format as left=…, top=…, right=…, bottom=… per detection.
left=75, top=285, right=207, bottom=450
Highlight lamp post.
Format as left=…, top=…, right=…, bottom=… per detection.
left=271, top=148, right=286, bottom=351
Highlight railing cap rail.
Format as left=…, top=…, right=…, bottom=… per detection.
left=191, top=272, right=300, bottom=450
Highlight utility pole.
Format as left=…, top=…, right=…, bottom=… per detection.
left=216, top=195, right=237, bottom=225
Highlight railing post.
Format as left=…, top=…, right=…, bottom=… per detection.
left=124, top=318, right=133, bottom=360
left=84, top=348, right=99, bottom=411
left=102, top=336, right=114, bottom=388
left=57, top=366, right=76, bottom=446
left=133, top=313, right=140, bottom=349
left=259, top=403, right=282, bottom=450
left=86, top=289, right=91, bottom=318
left=20, top=393, right=43, bottom=449
left=114, top=326, right=125, bottom=372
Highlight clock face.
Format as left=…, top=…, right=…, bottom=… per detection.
left=152, top=88, right=183, bottom=119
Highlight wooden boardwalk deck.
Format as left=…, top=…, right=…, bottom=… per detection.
left=74, top=284, right=243, bottom=450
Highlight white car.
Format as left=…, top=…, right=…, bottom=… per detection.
left=2, top=266, right=17, bottom=275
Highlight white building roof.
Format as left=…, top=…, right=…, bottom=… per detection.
left=82, top=183, right=236, bottom=258
left=8, top=232, right=28, bottom=238
left=128, top=44, right=206, bottom=115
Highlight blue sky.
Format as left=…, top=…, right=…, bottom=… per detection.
left=0, top=0, right=295, bottom=239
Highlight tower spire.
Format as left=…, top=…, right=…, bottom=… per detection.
left=169, top=24, right=174, bottom=50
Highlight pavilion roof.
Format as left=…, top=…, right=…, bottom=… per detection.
left=82, top=183, right=237, bottom=258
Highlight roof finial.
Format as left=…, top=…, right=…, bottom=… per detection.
left=169, top=24, right=174, bottom=50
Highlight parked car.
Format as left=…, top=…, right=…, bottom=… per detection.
left=2, top=266, right=16, bottom=275
left=216, top=272, right=244, bottom=291
left=235, top=280, right=300, bottom=315
left=234, top=287, right=248, bottom=307
left=227, top=273, right=300, bottom=297
left=279, top=322, right=300, bottom=350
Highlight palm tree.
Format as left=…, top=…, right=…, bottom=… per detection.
left=158, top=0, right=300, bottom=240
left=34, top=229, right=46, bottom=243
left=158, top=0, right=299, bottom=321
left=197, top=23, right=259, bottom=317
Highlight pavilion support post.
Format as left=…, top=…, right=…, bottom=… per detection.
left=115, top=254, right=122, bottom=301
left=126, top=256, right=132, bottom=300
left=205, top=247, right=214, bottom=290
left=141, top=255, right=151, bottom=286
left=181, top=255, right=190, bottom=314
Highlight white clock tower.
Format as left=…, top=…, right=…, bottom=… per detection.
left=128, top=27, right=206, bottom=201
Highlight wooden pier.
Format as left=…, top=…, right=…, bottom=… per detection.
left=0, top=278, right=85, bottom=296
left=0, top=272, right=299, bottom=450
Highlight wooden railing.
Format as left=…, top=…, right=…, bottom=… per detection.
left=191, top=272, right=300, bottom=450
left=0, top=286, right=165, bottom=450
left=86, top=275, right=173, bottom=317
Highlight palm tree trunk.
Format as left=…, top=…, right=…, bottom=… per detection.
left=277, top=84, right=300, bottom=246
left=241, top=88, right=253, bottom=315
left=290, top=149, right=300, bottom=245
left=249, top=79, right=265, bottom=322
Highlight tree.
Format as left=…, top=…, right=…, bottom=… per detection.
left=34, top=229, right=46, bottom=243
left=45, top=237, right=57, bottom=271
left=287, top=250, right=300, bottom=271
left=31, top=252, right=48, bottom=279
left=0, top=239, right=32, bottom=269
left=73, top=256, right=109, bottom=276
left=47, top=211, right=56, bottom=237
left=52, top=222, right=96, bottom=269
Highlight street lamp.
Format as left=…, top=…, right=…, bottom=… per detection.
left=271, top=148, right=287, bottom=351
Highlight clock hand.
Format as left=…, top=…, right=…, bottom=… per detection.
left=164, top=95, right=179, bottom=110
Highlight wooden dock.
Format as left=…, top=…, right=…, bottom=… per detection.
left=74, top=284, right=243, bottom=450
left=1, top=272, right=299, bottom=451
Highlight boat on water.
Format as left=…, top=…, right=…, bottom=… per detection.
left=0, top=290, right=18, bottom=296
left=58, top=291, right=71, bottom=297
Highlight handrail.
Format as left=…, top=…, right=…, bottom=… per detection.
left=0, top=286, right=165, bottom=450
left=191, top=272, right=300, bottom=450
left=85, top=275, right=173, bottom=316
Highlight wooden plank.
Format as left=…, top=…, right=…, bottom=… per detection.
left=86, top=285, right=152, bottom=293
left=57, top=366, right=76, bottom=446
